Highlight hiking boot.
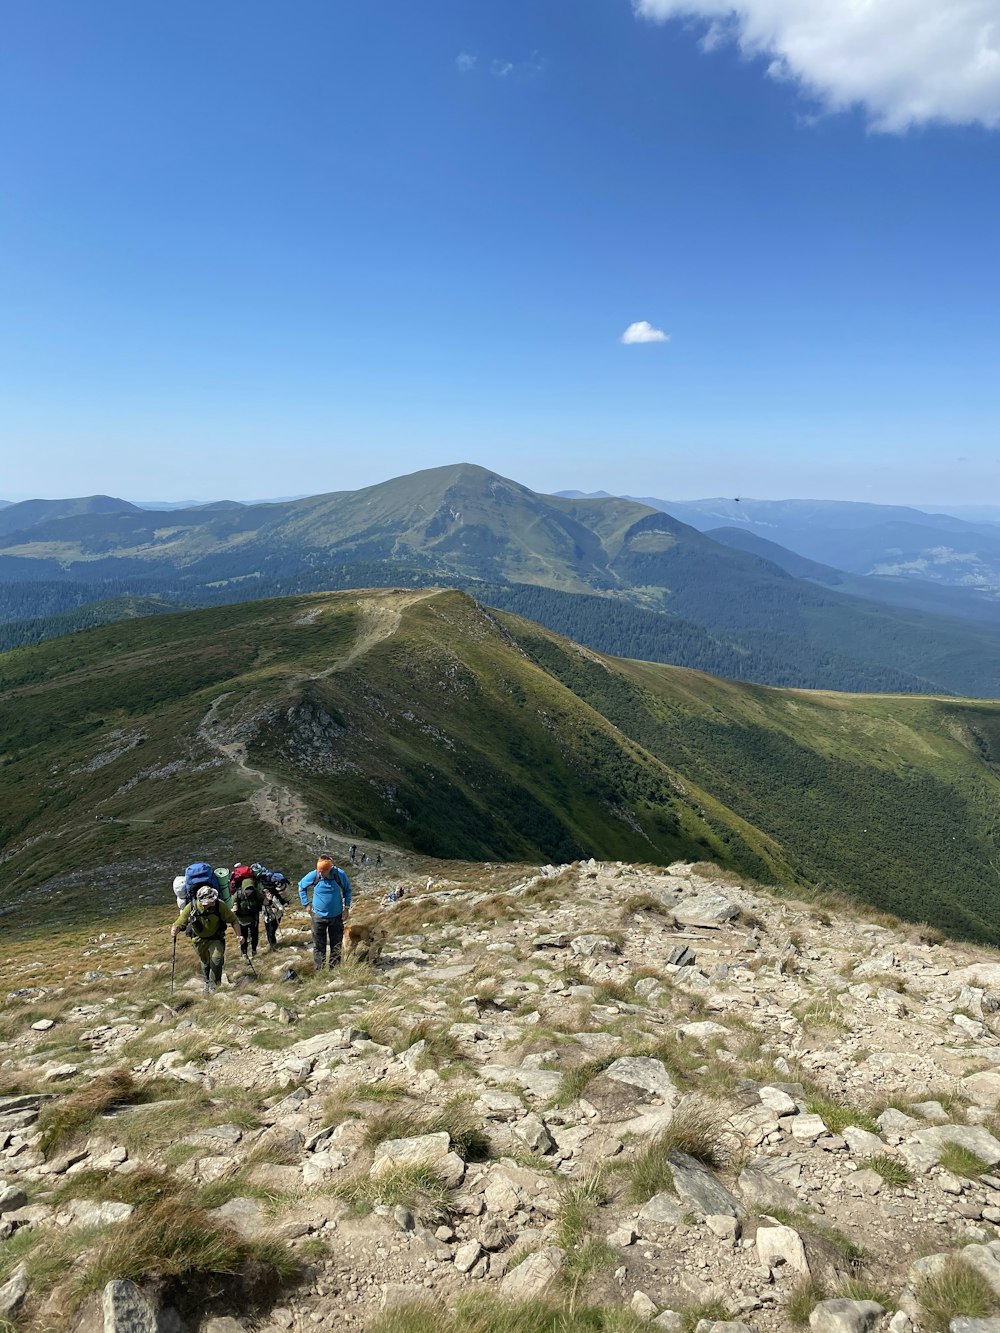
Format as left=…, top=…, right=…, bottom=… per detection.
left=203, top=981, right=212, bottom=996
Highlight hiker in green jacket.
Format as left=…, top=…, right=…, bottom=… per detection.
left=171, top=886, right=244, bottom=995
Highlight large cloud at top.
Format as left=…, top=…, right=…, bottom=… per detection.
left=633, top=0, right=1000, bottom=131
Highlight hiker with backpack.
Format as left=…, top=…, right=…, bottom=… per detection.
left=171, top=885, right=245, bottom=995
left=231, top=863, right=265, bottom=959
left=298, top=854, right=351, bottom=972
left=260, top=871, right=290, bottom=949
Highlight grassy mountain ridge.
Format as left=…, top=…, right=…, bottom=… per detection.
left=2, top=587, right=1000, bottom=940
left=4, top=465, right=1000, bottom=696
left=0, top=494, right=139, bottom=539
left=504, top=614, right=1000, bottom=940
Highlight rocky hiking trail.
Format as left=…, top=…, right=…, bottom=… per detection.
left=5, top=862, right=1000, bottom=1333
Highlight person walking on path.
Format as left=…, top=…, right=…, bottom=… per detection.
left=299, top=854, right=351, bottom=972
left=261, top=872, right=290, bottom=949
left=171, top=886, right=244, bottom=995
left=231, top=864, right=265, bottom=959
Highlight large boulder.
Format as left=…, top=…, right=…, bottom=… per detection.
left=757, top=1224, right=810, bottom=1277
left=908, top=1125, right=1000, bottom=1168
left=102, top=1280, right=159, bottom=1333
left=673, top=893, right=740, bottom=928
left=500, top=1247, right=565, bottom=1298
left=371, top=1132, right=451, bottom=1178
left=668, top=1151, right=744, bottom=1218
left=603, top=1057, right=677, bottom=1104
left=809, top=1300, right=884, bottom=1333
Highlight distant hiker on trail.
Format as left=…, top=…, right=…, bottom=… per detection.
left=171, top=886, right=244, bottom=996
left=360, top=852, right=370, bottom=868
left=349, top=844, right=357, bottom=864
left=381, top=885, right=405, bottom=906
left=231, top=863, right=264, bottom=959
left=375, top=852, right=382, bottom=868
left=299, top=854, right=352, bottom=972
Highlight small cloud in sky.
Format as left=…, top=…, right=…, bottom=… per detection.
left=632, top=0, right=1000, bottom=132
left=621, top=320, right=670, bottom=344
left=458, top=51, right=545, bottom=79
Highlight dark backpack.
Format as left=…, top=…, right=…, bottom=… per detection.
left=184, top=862, right=219, bottom=903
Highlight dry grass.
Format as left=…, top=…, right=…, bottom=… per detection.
left=367, top=1294, right=653, bottom=1333
left=75, top=1196, right=299, bottom=1294
left=333, top=1163, right=453, bottom=1221
left=362, top=1098, right=490, bottom=1162
left=36, top=1068, right=145, bottom=1155
left=918, top=1257, right=997, bottom=1333
left=938, top=1143, right=990, bottom=1179
left=623, top=1101, right=725, bottom=1203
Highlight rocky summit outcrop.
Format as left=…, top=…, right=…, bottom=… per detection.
left=4, top=859, right=1000, bottom=1332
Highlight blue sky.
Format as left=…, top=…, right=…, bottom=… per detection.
left=2, top=0, right=998, bottom=505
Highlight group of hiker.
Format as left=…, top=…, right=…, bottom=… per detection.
left=170, top=854, right=353, bottom=994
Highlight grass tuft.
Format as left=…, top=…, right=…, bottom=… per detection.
left=72, top=1195, right=299, bottom=1298
left=679, top=1301, right=731, bottom=1333
left=333, top=1163, right=453, bottom=1221
left=623, top=1102, right=723, bottom=1203
left=918, top=1256, right=997, bottom=1333
left=362, top=1098, right=490, bottom=1162
left=37, top=1068, right=143, bottom=1155
left=786, top=1279, right=826, bottom=1325
left=805, top=1097, right=877, bottom=1137
left=367, top=1294, right=654, bottom=1333
left=863, top=1154, right=913, bottom=1188
left=938, top=1143, right=991, bottom=1179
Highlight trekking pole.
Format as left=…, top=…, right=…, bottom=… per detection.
left=170, top=935, right=177, bottom=998
left=245, top=953, right=259, bottom=980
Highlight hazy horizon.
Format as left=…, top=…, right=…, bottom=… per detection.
left=3, top=467, right=1000, bottom=520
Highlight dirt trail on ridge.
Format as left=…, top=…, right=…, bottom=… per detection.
left=198, top=589, right=437, bottom=844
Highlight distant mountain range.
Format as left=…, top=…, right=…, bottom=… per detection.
left=3, top=465, right=1000, bottom=697
left=560, top=492, right=1000, bottom=591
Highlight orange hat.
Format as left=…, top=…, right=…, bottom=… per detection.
left=317, top=857, right=333, bottom=875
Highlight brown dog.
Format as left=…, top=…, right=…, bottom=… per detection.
left=343, top=920, right=388, bottom=965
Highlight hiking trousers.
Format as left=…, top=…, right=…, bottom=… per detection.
left=193, top=936, right=225, bottom=985
left=312, top=914, right=343, bottom=970
left=238, top=914, right=260, bottom=955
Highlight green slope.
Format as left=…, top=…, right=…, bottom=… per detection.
left=3, top=587, right=1000, bottom=940
left=504, top=615, right=1000, bottom=942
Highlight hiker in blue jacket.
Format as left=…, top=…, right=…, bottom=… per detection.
left=299, top=854, right=351, bottom=971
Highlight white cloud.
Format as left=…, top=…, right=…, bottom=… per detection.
left=456, top=52, right=477, bottom=72
left=632, top=0, right=1000, bottom=131
left=621, top=320, right=671, bottom=344
left=491, top=59, right=515, bottom=77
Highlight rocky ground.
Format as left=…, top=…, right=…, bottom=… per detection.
left=4, top=861, right=1000, bottom=1333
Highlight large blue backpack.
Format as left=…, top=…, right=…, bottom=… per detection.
left=183, top=862, right=220, bottom=903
